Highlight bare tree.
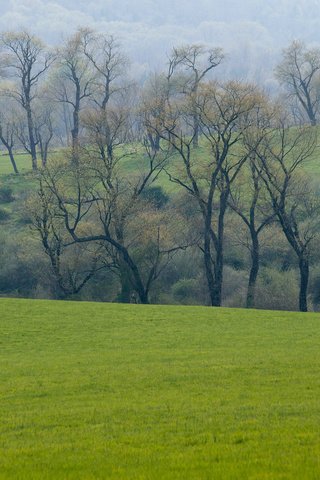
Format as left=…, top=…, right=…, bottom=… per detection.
left=34, top=105, right=55, bottom=167
left=30, top=179, right=106, bottom=298
left=0, top=31, right=55, bottom=170
left=139, top=73, right=173, bottom=153
left=0, top=106, right=19, bottom=174
left=34, top=92, right=187, bottom=303
left=275, top=40, right=320, bottom=126
left=81, top=29, right=128, bottom=111
left=79, top=28, right=131, bottom=161
left=168, top=44, right=224, bottom=147
left=52, top=29, right=94, bottom=162
left=147, top=80, right=262, bottom=305
left=253, top=114, right=318, bottom=311
left=229, top=158, right=275, bottom=308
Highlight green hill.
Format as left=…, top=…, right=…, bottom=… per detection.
left=1, top=298, right=320, bottom=479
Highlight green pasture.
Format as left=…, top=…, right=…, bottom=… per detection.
left=0, top=153, right=30, bottom=175
left=1, top=298, right=320, bottom=479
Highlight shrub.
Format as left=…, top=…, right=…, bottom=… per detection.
left=222, top=266, right=246, bottom=307
left=0, top=185, right=14, bottom=203
left=141, top=186, right=169, bottom=209
left=0, top=208, right=10, bottom=222
left=171, top=278, right=202, bottom=305
left=254, top=267, right=299, bottom=311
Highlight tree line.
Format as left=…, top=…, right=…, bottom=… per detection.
left=1, top=29, right=320, bottom=312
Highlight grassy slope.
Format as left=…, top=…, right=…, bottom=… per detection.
left=1, top=140, right=320, bottom=203
left=1, top=298, right=320, bottom=479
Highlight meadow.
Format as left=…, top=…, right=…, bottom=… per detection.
left=1, top=298, right=320, bottom=479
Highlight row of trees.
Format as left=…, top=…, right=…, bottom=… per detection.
left=1, top=29, right=320, bottom=311
left=0, top=30, right=320, bottom=172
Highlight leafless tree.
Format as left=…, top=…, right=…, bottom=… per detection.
left=34, top=105, right=55, bottom=167
left=30, top=179, right=107, bottom=298
left=52, top=29, right=94, bottom=161
left=229, top=158, right=275, bottom=308
left=252, top=113, right=318, bottom=311
left=146, top=80, right=262, bottom=305
left=81, top=28, right=128, bottom=110
left=0, top=105, right=19, bottom=174
left=0, top=31, right=55, bottom=170
left=275, top=40, right=320, bottom=126
left=34, top=96, right=186, bottom=303
left=168, top=44, right=224, bottom=147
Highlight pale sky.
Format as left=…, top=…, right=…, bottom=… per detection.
left=1, top=0, right=320, bottom=84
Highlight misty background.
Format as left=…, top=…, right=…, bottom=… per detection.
left=1, top=1, right=320, bottom=87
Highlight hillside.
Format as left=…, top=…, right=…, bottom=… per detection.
left=0, top=139, right=320, bottom=311
left=1, top=298, right=320, bottom=479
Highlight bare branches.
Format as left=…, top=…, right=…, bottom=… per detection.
left=276, top=40, right=320, bottom=125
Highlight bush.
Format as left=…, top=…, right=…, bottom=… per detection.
left=141, top=186, right=169, bottom=209
left=0, top=208, right=10, bottom=222
left=254, top=267, right=299, bottom=311
left=171, top=278, right=202, bottom=305
left=0, top=185, right=14, bottom=203
left=222, top=266, right=246, bottom=307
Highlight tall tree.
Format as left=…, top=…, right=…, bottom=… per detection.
left=35, top=95, right=185, bottom=304
left=146, top=80, right=262, bottom=305
left=275, top=40, right=320, bottom=126
left=229, top=158, right=275, bottom=308
left=168, top=44, right=224, bottom=147
left=52, top=29, right=94, bottom=162
left=252, top=114, right=318, bottom=311
left=81, top=28, right=129, bottom=160
left=0, top=31, right=54, bottom=170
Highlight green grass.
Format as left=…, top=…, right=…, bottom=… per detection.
left=0, top=153, right=31, bottom=175
left=1, top=298, right=320, bottom=479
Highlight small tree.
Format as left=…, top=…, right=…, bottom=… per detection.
left=0, top=106, right=19, bottom=174
left=30, top=180, right=105, bottom=298
left=275, top=40, right=320, bottom=126
left=34, top=103, right=55, bottom=167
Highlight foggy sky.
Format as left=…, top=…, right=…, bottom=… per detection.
left=1, top=0, right=320, bottom=85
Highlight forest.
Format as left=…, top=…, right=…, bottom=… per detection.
left=1, top=29, right=320, bottom=312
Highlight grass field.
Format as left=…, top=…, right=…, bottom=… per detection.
left=1, top=298, right=320, bottom=479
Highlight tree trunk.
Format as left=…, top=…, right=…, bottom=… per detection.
left=118, top=262, right=132, bottom=303
left=305, top=91, right=317, bottom=126
left=203, top=233, right=217, bottom=306
left=26, top=105, right=37, bottom=170
left=116, top=232, right=149, bottom=304
left=137, top=289, right=149, bottom=304
left=192, top=113, right=199, bottom=148
left=71, top=109, right=79, bottom=164
left=8, top=147, right=19, bottom=175
left=298, top=256, right=309, bottom=312
left=148, top=132, right=160, bottom=152
left=246, top=232, right=259, bottom=309
left=212, top=253, right=223, bottom=307
left=211, top=190, right=227, bottom=307
left=71, top=82, right=81, bottom=164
